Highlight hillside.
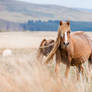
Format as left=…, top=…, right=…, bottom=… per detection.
left=0, top=19, right=23, bottom=31
left=0, top=0, right=92, bottom=23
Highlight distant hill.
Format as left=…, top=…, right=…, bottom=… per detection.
left=0, top=0, right=92, bottom=32
left=0, top=19, right=23, bottom=31
left=0, top=0, right=92, bottom=23
left=76, top=8, right=92, bottom=12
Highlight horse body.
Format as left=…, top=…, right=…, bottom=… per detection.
left=71, top=32, right=91, bottom=64
left=60, top=32, right=91, bottom=66
left=59, top=31, right=92, bottom=78
left=45, top=21, right=92, bottom=79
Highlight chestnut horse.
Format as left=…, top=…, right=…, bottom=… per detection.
left=45, top=21, right=92, bottom=79
left=37, top=39, right=55, bottom=62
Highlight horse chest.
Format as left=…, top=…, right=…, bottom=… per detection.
left=60, top=50, right=69, bottom=64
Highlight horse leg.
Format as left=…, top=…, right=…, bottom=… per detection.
left=65, top=56, right=71, bottom=78
left=88, top=53, right=92, bottom=72
left=55, top=49, right=61, bottom=77
left=76, top=65, right=84, bottom=80
left=87, top=54, right=92, bottom=81
left=65, top=64, right=70, bottom=78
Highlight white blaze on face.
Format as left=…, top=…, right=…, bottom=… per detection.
left=65, top=32, right=68, bottom=44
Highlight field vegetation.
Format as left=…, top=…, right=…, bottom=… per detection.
left=0, top=32, right=91, bottom=92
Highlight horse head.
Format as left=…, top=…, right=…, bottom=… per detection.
left=59, top=21, right=71, bottom=47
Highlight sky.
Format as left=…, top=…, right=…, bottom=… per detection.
left=18, top=0, right=92, bottom=9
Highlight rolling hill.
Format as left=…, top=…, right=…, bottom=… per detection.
left=0, top=0, right=92, bottom=31
left=0, top=0, right=92, bottom=23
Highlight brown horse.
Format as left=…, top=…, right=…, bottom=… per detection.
left=37, top=39, right=55, bottom=62
left=45, top=21, right=92, bottom=79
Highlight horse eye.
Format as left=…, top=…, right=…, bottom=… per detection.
left=68, top=31, right=70, bottom=34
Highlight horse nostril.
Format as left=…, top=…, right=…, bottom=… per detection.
left=63, top=42, right=65, bottom=45
left=67, top=42, right=69, bottom=45
left=63, top=42, right=69, bottom=46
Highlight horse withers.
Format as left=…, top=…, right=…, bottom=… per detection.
left=45, top=21, right=92, bottom=79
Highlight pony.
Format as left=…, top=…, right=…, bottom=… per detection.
left=45, top=21, right=92, bottom=79
left=37, top=39, right=55, bottom=62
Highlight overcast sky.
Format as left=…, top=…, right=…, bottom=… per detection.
left=18, top=0, right=92, bottom=9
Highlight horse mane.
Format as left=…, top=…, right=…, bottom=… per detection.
left=45, top=28, right=61, bottom=64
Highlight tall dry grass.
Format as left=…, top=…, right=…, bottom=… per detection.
left=0, top=49, right=91, bottom=92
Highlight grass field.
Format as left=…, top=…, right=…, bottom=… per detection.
left=0, top=31, right=92, bottom=92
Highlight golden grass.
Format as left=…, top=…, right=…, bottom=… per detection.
left=0, top=32, right=92, bottom=92
left=0, top=48, right=91, bottom=92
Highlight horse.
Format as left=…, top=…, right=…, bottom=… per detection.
left=45, top=21, right=92, bottom=79
left=37, top=39, right=55, bottom=62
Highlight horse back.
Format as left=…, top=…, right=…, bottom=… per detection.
left=71, top=31, right=84, bottom=35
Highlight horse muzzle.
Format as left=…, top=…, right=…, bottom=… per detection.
left=63, top=42, right=69, bottom=47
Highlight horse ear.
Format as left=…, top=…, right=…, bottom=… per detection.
left=60, top=21, right=63, bottom=25
left=40, top=39, right=47, bottom=46
left=66, top=21, right=70, bottom=26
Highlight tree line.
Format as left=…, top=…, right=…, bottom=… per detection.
left=21, top=20, right=92, bottom=32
